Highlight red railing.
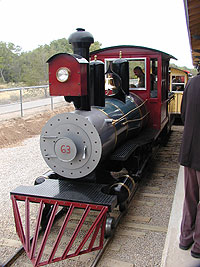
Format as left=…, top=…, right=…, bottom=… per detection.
left=11, top=195, right=108, bottom=267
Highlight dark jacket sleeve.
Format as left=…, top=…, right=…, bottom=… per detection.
left=180, top=78, right=192, bottom=125
left=180, top=86, right=187, bottom=125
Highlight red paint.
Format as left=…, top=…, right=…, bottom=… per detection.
left=61, top=145, right=71, bottom=154
left=11, top=194, right=108, bottom=267
left=47, top=53, right=88, bottom=96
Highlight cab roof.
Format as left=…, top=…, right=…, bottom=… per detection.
left=90, top=45, right=177, bottom=61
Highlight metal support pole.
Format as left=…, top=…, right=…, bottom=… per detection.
left=19, top=88, right=23, bottom=117
left=50, top=96, right=54, bottom=110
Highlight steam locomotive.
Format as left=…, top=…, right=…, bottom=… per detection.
left=10, top=28, right=175, bottom=266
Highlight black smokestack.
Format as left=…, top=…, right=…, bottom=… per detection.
left=68, top=28, right=94, bottom=61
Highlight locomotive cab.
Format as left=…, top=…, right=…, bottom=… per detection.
left=90, top=46, right=176, bottom=132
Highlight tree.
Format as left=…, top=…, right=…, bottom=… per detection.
left=0, top=42, right=21, bottom=83
left=90, top=41, right=102, bottom=52
left=48, top=38, right=73, bottom=56
left=20, top=47, right=50, bottom=85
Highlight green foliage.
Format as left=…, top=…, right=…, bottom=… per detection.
left=20, top=39, right=73, bottom=85
left=90, top=41, right=102, bottom=52
left=0, top=38, right=197, bottom=86
left=0, top=39, right=102, bottom=85
left=0, top=38, right=74, bottom=85
left=0, top=42, right=22, bottom=83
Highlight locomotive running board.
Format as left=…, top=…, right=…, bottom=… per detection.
left=110, top=128, right=159, bottom=161
left=10, top=179, right=117, bottom=267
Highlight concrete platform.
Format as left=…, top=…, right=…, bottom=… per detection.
left=161, top=166, right=200, bottom=267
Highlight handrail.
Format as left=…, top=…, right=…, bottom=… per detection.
left=0, top=85, right=49, bottom=93
left=0, top=85, right=64, bottom=117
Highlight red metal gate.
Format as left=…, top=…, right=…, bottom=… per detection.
left=11, top=195, right=108, bottom=267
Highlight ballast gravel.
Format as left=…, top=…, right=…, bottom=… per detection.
left=0, top=136, right=48, bottom=263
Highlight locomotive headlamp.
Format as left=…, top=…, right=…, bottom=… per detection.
left=56, top=67, right=70, bottom=82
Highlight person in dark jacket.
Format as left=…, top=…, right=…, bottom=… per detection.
left=179, top=71, right=200, bottom=258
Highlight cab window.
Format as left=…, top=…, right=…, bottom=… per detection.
left=105, top=58, right=146, bottom=90
left=150, top=59, right=158, bottom=98
left=129, top=59, right=146, bottom=89
left=172, top=75, right=185, bottom=91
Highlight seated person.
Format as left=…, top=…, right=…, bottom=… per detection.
left=150, top=73, right=157, bottom=98
left=133, top=66, right=145, bottom=87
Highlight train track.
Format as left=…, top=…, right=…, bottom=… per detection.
left=1, top=125, right=183, bottom=267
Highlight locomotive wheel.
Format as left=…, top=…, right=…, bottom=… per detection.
left=104, top=216, right=115, bottom=238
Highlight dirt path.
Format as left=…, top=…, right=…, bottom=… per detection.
left=0, top=105, right=74, bottom=149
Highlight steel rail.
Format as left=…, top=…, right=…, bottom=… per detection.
left=2, top=244, right=26, bottom=267
left=1, top=207, right=66, bottom=267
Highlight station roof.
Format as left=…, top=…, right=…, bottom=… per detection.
left=184, top=0, right=200, bottom=67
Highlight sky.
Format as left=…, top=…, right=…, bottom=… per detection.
left=0, top=0, right=193, bottom=68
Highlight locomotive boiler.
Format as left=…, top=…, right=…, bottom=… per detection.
left=40, top=96, right=148, bottom=180
left=10, top=28, right=174, bottom=267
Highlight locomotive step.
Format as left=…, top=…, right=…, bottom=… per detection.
left=110, top=128, right=159, bottom=161
left=10, top=179, right=117, bottom=211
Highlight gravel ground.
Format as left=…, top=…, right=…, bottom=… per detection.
left=0, top=136, right=48, bottom=263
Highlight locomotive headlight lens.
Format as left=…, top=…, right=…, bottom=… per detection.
left=56, top=68, right=70, bottom=82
